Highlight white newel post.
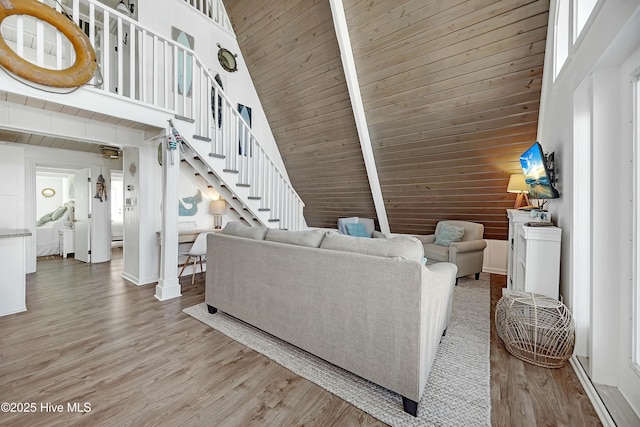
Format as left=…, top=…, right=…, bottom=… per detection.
left=155, top=128, right=181, bottom=300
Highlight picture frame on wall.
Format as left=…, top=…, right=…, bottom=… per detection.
left=171, top=27, right=194, bottom=97
left=238, top=103, right=252, bottom=156
left=212, top=74, right=225, bottom=129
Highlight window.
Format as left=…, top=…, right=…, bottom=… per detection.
left=634, top=72, right=640, bottom=371
left=554, top=0, right=570, bottom=80
left=574, top=0, right=598, bottom=40
left=554, top=0, right=600, bottom=81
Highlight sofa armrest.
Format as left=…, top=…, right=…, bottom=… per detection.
left=417, top=262, right=456, bottom=395
left=450, top=239, right=487, bottom=253
left=413, top=234, right=436, bottom=244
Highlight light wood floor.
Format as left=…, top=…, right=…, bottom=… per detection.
left=489, top=275, right=601, bottom=426
left=0, top=250, right=600, bottom=426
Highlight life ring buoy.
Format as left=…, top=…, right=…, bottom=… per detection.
left=0, top=0, right=97, bottom=88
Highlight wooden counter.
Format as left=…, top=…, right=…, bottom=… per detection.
left=156, top=228, right=219, bottom=245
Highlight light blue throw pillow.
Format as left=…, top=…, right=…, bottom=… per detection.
left=435, top=223, right=465, bottom=246
left=345, top=222, right=370, bottom=238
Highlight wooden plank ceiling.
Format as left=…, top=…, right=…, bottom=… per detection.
left=223, top=0, right=376, bottom=229
left=224, top=0, right=549, bottom=240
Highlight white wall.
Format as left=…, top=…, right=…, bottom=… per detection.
left=538, top=0, right=640, bottom=308
left=536, top=0, right=640, bottom=414
left=35, top=175, right=67, bottom=218
left=122, top=147, right=141, bottom=282
left=0, top=144, right=25, bottom=230
left=136, top=0, right=289, bottom=178
left=178, top=175, right=215, bottom=230
left=122, top=139, right=162, bottom=286
left=0, top=144, right=27, bottom=316
left=482, top=239, right=508, bottom=275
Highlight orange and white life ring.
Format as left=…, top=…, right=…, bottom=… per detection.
left=0, top=0, right=97, bottom=88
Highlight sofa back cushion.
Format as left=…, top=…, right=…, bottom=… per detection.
left=320, top=232, right=424, bottom=262
left=220, top=221, right=267, bottom=240
left=265, top=229, right=325, bottom=248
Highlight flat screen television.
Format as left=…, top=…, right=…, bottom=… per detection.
left=519, top=142, right=559, bottom=199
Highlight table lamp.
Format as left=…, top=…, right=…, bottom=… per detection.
left=209, top=199, right=227, bottom=229
left=507, top=174, right=531, bottom=209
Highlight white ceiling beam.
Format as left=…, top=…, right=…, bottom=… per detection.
left=329, top=0, right=390, bottom=236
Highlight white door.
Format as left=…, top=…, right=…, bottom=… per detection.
left=74, top=168, right=91, bottom=263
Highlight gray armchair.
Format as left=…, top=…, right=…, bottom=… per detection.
left=337, top=217, right=377, bottom=237
left=415, top=220, right=487, bottom=280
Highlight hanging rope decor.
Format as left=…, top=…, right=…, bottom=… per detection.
left=94, top=174, right=107, bottom=202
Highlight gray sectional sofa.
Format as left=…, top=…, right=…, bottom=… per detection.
left=205, top=222, right=457, bottom=416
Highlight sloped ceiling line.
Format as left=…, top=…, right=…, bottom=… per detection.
left=329, top=0, right=390, bottom=235
left=224, top=0, right=550, bottom=239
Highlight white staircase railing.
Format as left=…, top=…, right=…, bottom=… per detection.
left=182, top=0, right=233, bottom=33
left=2, top=0, right=304, bottom=230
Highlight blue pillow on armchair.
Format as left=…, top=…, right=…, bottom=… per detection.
left=345, top=222, right=371, bottom=238
left=435, top=223, right=465, bottom=246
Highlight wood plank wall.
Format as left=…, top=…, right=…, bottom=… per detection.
left=224, top=0, right=549, bottom=239
left=223, top=0, right=377, bottom=229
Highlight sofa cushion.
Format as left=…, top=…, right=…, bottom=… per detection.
left=345, top=222, right=370, bottom=238
left=435, top=223, right=465, bottom=246
left=320, top=232, right=424, bottom=262
left=423, top=243, right=450, bottom=262
left=221, top=221, right=267, bottom=240
left=265, top=229, right=325, bottom=248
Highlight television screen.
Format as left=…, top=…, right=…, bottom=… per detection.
left=519, top=142, right=559, bottom=199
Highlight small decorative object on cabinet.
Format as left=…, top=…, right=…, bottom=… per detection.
left=506, top=209, right=561, bottom=299
left=59, top=228, right=74, bottom=258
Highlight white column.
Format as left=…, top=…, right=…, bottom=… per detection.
left=122, top=142, right=161, bottom=286
left=329, top=0, right=390, bottom=235
left=155, top=128, right=181, bottom=300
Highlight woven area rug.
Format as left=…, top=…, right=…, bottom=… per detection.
left=183, top=274, right=491, bottom=426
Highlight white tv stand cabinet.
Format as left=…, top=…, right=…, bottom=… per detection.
left=506, top=209, right=561, bottom=299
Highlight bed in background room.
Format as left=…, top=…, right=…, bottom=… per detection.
left=36, top=201, right=74, bottom=257
left=111, top=219, right=123, bottom=246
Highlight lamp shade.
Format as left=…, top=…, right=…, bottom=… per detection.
left=209, top=199, right=227, bottom=215
left=507, top=174, right=529, bottom=194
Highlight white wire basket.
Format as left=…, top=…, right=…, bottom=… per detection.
left=496, top=291, right=575, bottom=368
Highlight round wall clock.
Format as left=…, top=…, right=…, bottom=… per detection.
left=217, top=44, right=238, bottom=72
